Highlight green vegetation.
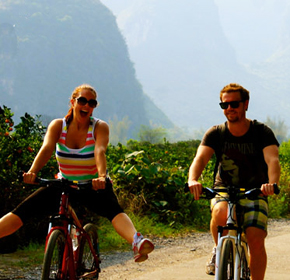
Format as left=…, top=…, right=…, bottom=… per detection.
left=137, top=124, right=167, bottom=143
left=109, top=115, right=132, bottom=145
left=0, top=107, right=289, bottom=258
left=0, top=242, right=44, bottom=268
left=265, top=116, right=289, bottom=143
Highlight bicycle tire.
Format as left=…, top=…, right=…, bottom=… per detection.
left=240, top=245, right=250, bottom=280
left=77, top=223, right=100, bottom=279
left=41, top=229, right=66, bottom=280
left=218, top=239, right=234, bottom=280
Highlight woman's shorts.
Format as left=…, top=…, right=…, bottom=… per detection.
left=12, top=183, right=124, bottom=223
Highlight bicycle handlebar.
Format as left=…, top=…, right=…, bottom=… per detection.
left=184, top=183, right=280, bottom=200
left=35, top=177, right=93, bottom=189
left=20, top=171, right=112, bottom=191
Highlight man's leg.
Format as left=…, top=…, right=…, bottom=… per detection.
left=210, top=201, right=228, bottom=244
left=246, top=227, right=267, bottom=280
left=206, top=201, right=228, bottom=275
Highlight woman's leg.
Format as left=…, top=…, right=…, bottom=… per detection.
left=0, top=186, right=61, bottom=239
left=84, top=187, right=154, bottom=261
left=111, top=212, right=154, bottom=262
left=0, top=213, right=23, bottom=238
left=111, top=212, right=136, bottom=243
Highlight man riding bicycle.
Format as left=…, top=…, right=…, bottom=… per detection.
left=187, top=83, right=280, bottom=280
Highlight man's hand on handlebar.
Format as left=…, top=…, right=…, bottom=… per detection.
left=187, top=180, right=203, bottom=200
left=261, top=183, right=278, bottom=196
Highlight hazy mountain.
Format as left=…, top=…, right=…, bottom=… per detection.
left=101, top=0, right=290, bottom=135
left=0, top=0, right=173, bottom=139
left=216, top=0, right=290, bottom=124
left=215, top=0, right=288, bottom=65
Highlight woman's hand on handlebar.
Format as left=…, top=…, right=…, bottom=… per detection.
left=23, top=171, right=37, bottom=184
left=92, top=177, right=106, bottom=191
left=187, top=180, right=203, bottom=200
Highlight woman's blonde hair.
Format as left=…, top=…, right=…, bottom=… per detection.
left=65, top=84, right=98, bottom=124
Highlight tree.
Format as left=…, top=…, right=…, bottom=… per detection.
left=109, top=115, right=131, bottom=145
left=138, top=124, right=167, bottom=144
left=264, top=116, right=289, bottom=143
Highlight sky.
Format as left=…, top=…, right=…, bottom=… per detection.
left=101, top=0, right=288, bottom=64
left=99, top=0, right=290, bottom=136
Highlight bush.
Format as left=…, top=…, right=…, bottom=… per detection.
left=1, top=106, right=289, bottom=252
left=0, top=106, right=57, bottom=252
left=275, top=140, right=290, bottom=216
left=107, top=139, right=211, bottom=227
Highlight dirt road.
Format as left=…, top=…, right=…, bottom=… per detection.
left=0, top=219, right=289, bottom=279
left=99, top=219, right=290, bottom=280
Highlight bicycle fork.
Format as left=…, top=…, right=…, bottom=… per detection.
left=215, top=231, right=246, bottom=280
left=215, top=201, right=244, bottom=280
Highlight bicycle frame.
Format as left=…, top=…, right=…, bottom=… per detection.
left=41, top=179, right=101, bottom=279
left=214, top=197, right=249, bottom=280
left=184, top=182, right=279, bottom=280
left=45, top=192, right=75, bottom=279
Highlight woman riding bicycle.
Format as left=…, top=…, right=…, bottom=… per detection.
left=0, top=84, right=154, bottom=263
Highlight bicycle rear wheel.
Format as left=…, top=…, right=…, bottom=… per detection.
left=218, top=239, right=234, bottom=280
left=240, top=246, right=250, bottom=280
left=41, top=229, right=66, bottom=280
left=78, top=223, right=100, bottom=279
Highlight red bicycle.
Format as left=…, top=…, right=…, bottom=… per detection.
left=30, top=177, right=105, bottom=280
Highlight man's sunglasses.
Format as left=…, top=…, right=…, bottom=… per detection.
left=76, top=97, right=98, bottom=108
left=219, top=100, right=244, bottom=109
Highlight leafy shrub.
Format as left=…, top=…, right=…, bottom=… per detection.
left=107, top=139, right=212, bottom=227
left=1, top=106, right=289, bottom=252
left=0, top=106, right=57, bottom=252
left=275, top=140, right=290, bottom=216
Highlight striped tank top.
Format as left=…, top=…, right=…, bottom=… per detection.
left=55, top=117, right=99, bottom=181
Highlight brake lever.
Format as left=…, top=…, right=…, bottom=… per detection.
left=273, top=183, right=280, bottom=195
left=245, top=183, right=280, bottom=200
left=184, top=183, right=190, bottom=193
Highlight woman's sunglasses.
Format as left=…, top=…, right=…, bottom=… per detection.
left=219, top=100, right=244, bottom=109
left=76, top=97, right=98, bottom=108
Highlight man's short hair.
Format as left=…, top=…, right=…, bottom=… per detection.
left=220, top=83, right=250, bottom=101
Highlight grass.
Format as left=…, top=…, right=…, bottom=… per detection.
left=97, top=212, right=194, bottom=252
left=1, top=213, right=200, bottom=269
left=0, top=242, right=44, bottom=268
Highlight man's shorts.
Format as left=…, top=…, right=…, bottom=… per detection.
left=211, top=194, right=269, bottom=232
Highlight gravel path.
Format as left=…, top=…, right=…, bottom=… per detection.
left=0, top=219, right=289, bottom=279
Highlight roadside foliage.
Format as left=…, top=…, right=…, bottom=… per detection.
left=0, top=106, right=57, bottom=252
left=0, top=106, right=289, bottom=251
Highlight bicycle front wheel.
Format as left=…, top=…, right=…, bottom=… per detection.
left=77, top=223, right=100, bottom=279
left=41, top=229, right=66, bottom=280
left=240, top=246, right=250, bottom=280
left=218, top=239, right=234, bottom=280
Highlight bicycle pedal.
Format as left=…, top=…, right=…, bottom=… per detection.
left=80, top=269, right=98, bottom=279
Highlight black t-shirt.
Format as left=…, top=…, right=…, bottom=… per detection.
left=201, top=120, right=279, bottom=189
